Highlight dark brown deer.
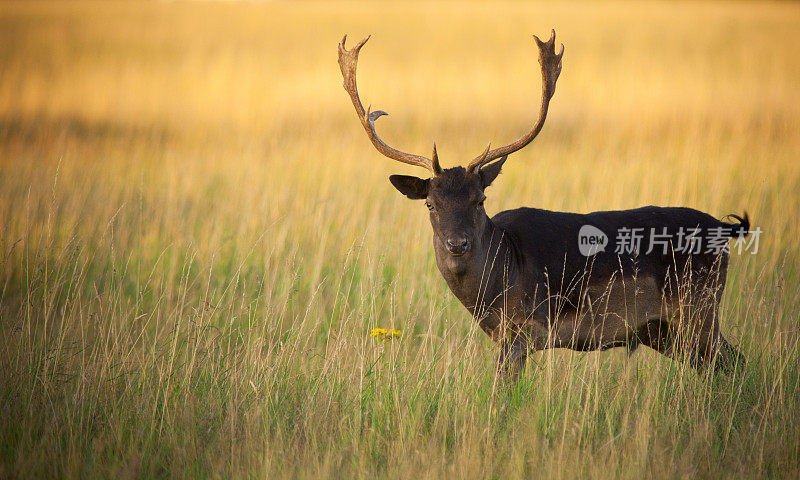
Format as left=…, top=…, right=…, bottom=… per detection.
left=338, top=31, right=747, bottom=379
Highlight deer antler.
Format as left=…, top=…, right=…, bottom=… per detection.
left=338, top=35, right=442, bottom=176
left=466, top=30, right=564, bottom=173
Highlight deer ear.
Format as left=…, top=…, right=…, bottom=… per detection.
left=389, top=175, right=429, bottom=199
left=478, top=155, right=508, bottom=189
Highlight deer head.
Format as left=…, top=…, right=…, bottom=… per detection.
left=338, top=31, right=563, bottom=258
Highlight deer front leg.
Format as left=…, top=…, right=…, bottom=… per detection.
left=497, top=334, right=528, bottom=382
left=495, top=304, right=553, bottom=382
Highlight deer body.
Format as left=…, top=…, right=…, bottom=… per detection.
left=434, top=202, right=747, bottom=375
left=338, top=32, right=746, bottom=379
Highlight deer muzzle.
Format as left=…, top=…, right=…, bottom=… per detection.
left=445, top=237, right=472, bottom=256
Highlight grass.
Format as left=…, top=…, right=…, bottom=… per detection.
left=0, top=0, right=799, bottom=478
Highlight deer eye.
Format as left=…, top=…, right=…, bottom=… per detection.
left=476, top=199, right=485, bottom=209
left=425, top=202, right=434, bottom=211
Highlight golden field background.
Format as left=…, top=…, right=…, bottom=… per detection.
left=0, top=1, right=799, bottom=478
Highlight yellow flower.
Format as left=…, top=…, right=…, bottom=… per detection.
left=370, top=328, right=388, bottom=338
left=370, top=328, right=401, bottom=340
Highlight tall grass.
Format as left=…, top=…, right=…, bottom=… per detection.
left=0, top=1, right=799, bottom=478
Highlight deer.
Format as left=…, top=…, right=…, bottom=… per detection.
left=338, top=31, right=748, bottom=380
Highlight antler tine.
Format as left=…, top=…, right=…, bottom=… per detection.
left=467, top=30, right=564, bottom=173
left=431, top=143, right=442, bottom=173
left=338, top=35, right=441, bottom=175
left=470, top=143, right=491, bottom=169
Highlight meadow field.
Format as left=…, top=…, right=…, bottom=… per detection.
left=1, top=1, right=799, bottom=478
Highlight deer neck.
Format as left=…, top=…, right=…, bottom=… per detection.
left=433, top=219, right=515, bottom=314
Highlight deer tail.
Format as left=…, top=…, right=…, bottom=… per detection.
left=722, top=211, right=750, bottom=238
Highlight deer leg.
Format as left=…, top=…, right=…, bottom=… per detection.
left=638, top=312, right=742, bottom=374
left=636, top=306, right=720, bottom=370
left=686, top=301, right=721, bottom=371
left=680, top=260, right=749, bottom=374
left=497, top=334, right=528, bottom=382
left=687, top=292, right=746, bottom=375
left=649, top=269, right=744, bottom=375
left=635, top=317, right=676, bottom=358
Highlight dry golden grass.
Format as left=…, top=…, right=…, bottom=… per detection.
left=1, top=1, right=799, bottom=478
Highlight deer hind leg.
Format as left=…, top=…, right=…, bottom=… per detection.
left=626, top=311, right=745, bottom=376
left=633, top=285, right=724, bottom=369
left=634, top=312, right=719, bottom=371
left=687, top=286, right=746, bottom=375
left=634, top=305, right=718, bottom=371
left=662, top=259, right=745, bottom=375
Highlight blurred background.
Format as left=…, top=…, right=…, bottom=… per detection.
left=0, top=1, right=798, bottom=478
left=2, top=1, right=798, bottom=250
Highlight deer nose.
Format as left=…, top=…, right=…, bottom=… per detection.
left=446, top=237, right=471, bottom=255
